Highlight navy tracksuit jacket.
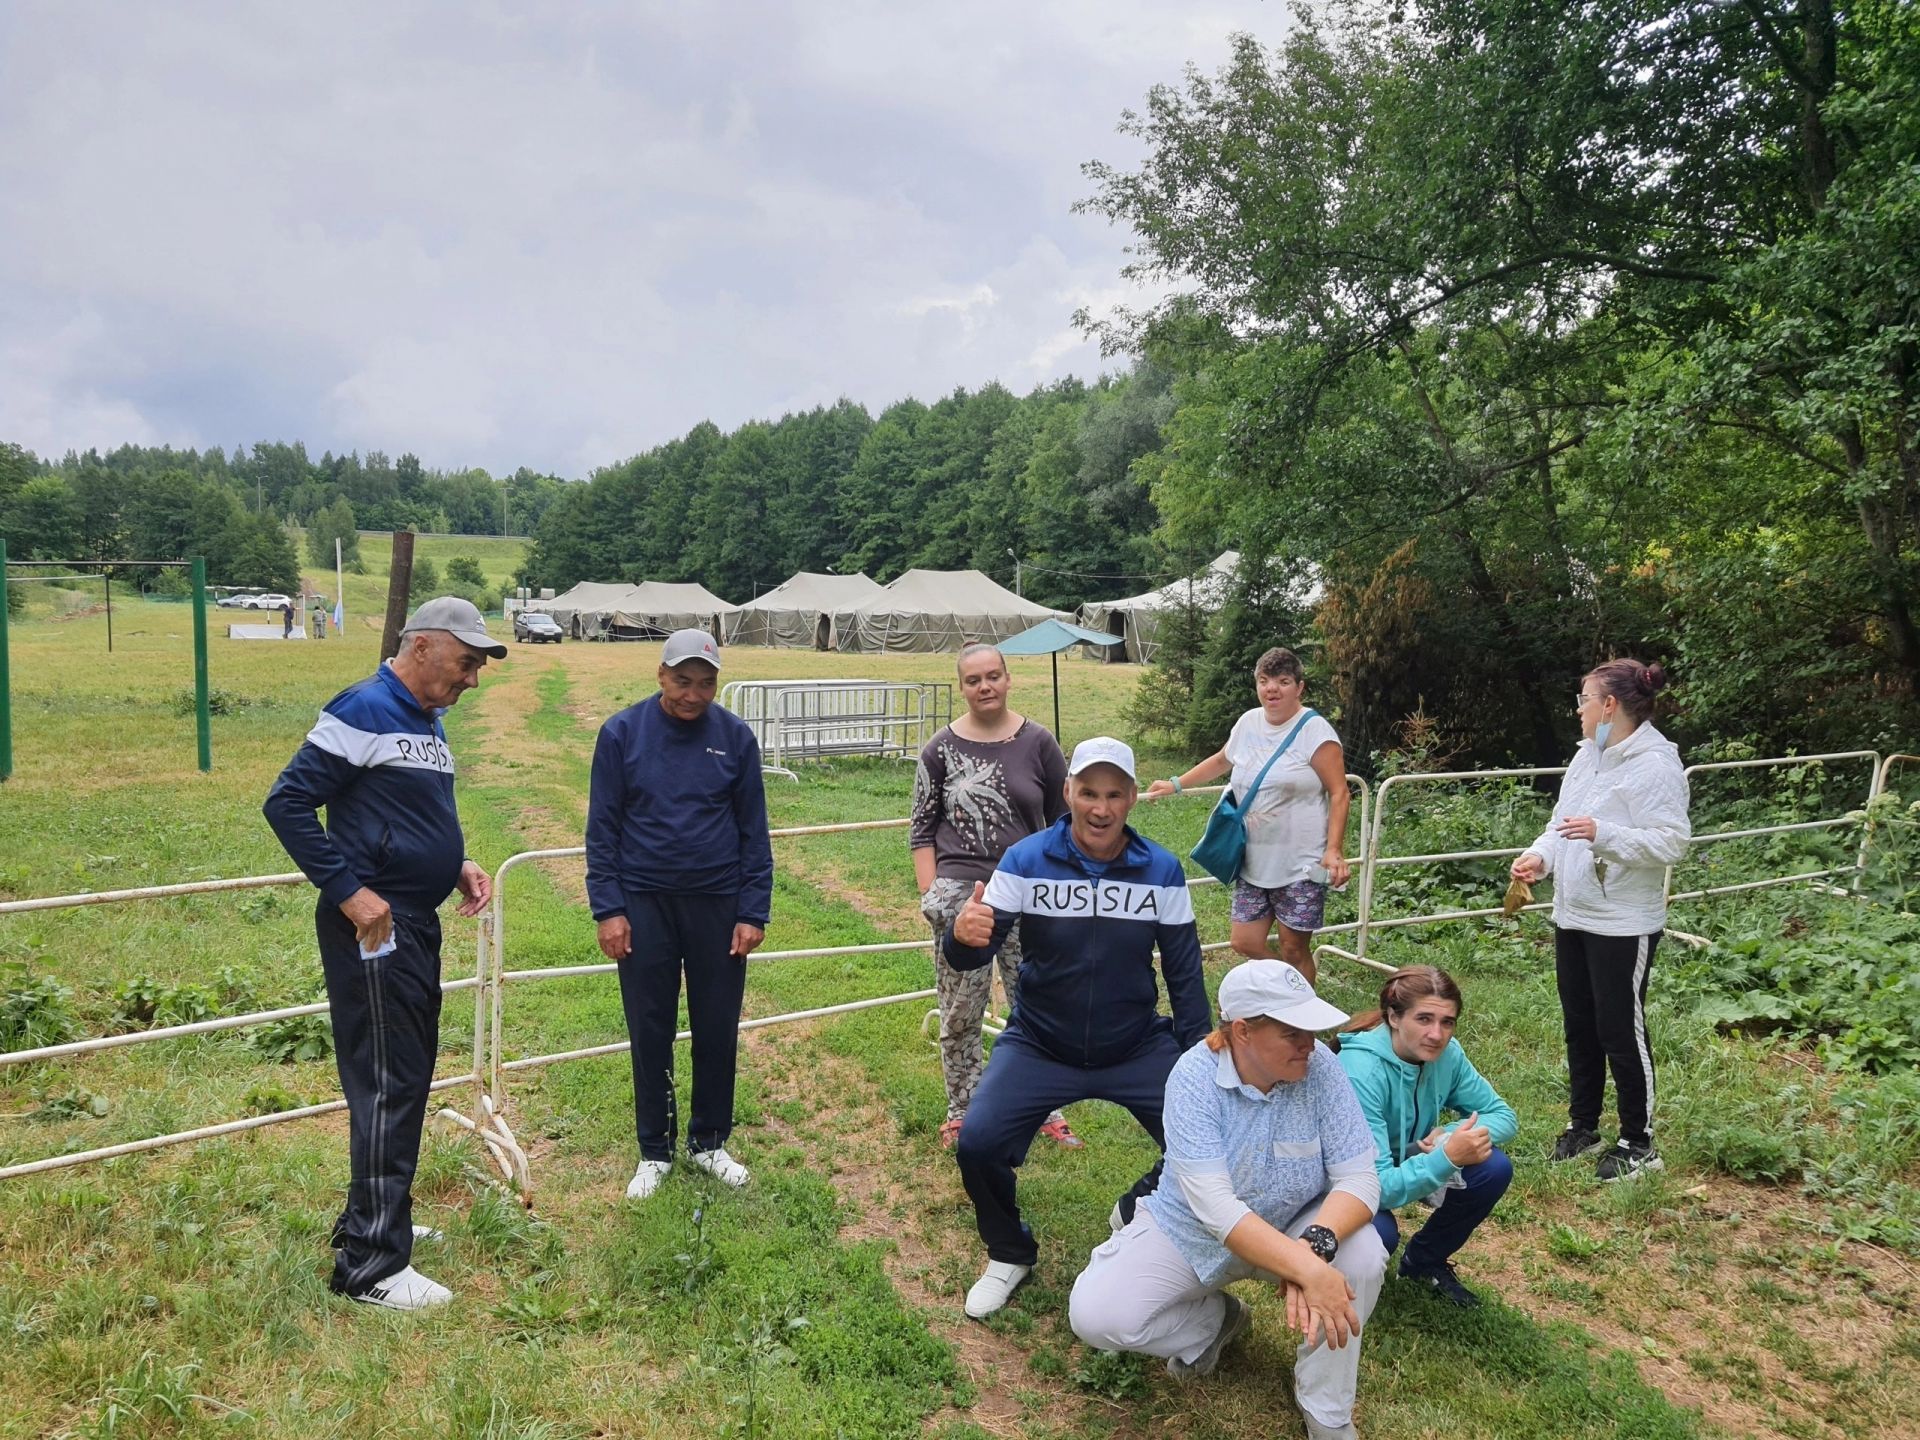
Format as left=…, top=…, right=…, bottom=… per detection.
left=944, top=816, right=1212, bottom=1263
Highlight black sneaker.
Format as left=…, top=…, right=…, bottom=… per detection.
left=1551, top=1126, right=1604, bottom=1163
left=1595, top=1140, right=1663, bottom=1182
left=1398, top=1259, right=1481, bottom=1308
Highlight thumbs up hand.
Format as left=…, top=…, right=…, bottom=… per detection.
left=953, top=880, right=996, bottom=947
left=1443, top=1111, right=1492, bottom=1167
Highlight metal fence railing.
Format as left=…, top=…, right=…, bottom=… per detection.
left=3, top=749, right=1896, bottom=1198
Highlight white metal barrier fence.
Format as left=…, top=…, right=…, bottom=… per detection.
left=3, top=750, right=1901, bottom=1197
left=719, top=679, right=954, bottom=776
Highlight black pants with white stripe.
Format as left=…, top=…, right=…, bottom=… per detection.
left=317, top=903, right=443, bottom=1295
left=1554, top=927, right=1658, bottom=1147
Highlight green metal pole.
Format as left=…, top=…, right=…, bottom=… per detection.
left=191, top=557, right=211, bottom=772
left=0, top=536, right=12, bottom=783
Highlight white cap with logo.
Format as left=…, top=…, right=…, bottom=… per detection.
left=660, top=628, right=722, bottom=671
left=1066, top=736, right=1136, bottom=779
left=401, top=596, right=508, bottom=658
left=1217, top=960, right=1350, bottom=1031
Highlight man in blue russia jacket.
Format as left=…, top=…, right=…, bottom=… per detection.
left=946, top=736, right=1211, bottom=1318
left=586, top=629, right=774, bottom=1201
left=263, top=596, right=505, bottom=1312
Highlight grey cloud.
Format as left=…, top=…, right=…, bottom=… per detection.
left=0, top=2, right=1282, bottom=474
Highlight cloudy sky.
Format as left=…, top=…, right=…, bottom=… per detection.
left=0, top=3, right=1284, bottom=478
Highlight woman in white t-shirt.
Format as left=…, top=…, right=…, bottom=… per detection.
left=1146, top=647, right=1349, bottom=983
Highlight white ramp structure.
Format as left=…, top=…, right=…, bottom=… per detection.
left=827, top=568, right=1069, bottom=653
left=726, top=571, right=884, bottom=648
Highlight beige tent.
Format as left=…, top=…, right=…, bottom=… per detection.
left=828, top=569, right=1070, bottom=653
left=1078, top=552, right=1239, bottom=663
left=605, top=581, right=737, bottom=640
left=725, top=571, right=884, bottom=648
left=544, top=581, right=639, bottom=638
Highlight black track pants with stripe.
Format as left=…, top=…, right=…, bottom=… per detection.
left=1554, top=926, right=1658, bottom=1147
left=317, top=903, right=443, bottom=1295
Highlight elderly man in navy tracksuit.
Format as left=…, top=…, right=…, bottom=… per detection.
left=946, top=736, right=1211, bottom=1318
left=586, top=629, right=774, bottom=1201
left=264, top=596, right=505, bottom=1312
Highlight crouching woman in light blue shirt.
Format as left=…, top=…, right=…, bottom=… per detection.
left=1069, top=961, right=1384, bottom=1440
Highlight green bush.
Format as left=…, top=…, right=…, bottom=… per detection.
left=246, top=1010, right=333, bottom=1064
left=0, top=966, right=78, bottom=1051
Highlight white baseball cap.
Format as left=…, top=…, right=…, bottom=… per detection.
left=1217, top=960, right=1350, bottom=1031
left=1066, top=736, right=1136, bottom=780
left=660, top=628, right=722, bottom=670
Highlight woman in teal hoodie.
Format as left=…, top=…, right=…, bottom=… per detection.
left=1336, top=967, right=1517, bottom=1307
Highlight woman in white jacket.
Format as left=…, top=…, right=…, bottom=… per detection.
left=1511, top=660, right=1690, bottom=1182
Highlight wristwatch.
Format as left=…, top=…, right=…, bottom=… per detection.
left=1170, top=775, right=1184, bottom=794
left=1302, top=1224, right=1339, bottom=1263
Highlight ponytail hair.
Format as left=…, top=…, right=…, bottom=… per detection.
left=1586, top=658, right=1670, bottom=725
left=1346, top=965, right=1463, bottom=1033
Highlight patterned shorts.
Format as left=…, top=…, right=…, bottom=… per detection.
left=1230, top=878, right=1327, bottom=933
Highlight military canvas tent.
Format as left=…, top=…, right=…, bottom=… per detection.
left=1078, top=551, right=1240, bottom=663
left=828, top=569, right=1070, bottom=653
left=544, top=581, right=638, bottom=638
left=604, top=581, right=737, bottom=640
left=725, top=571, right=884, bottom=648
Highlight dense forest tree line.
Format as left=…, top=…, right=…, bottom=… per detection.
left=0, top=439, right=569, bottom=592
left=522, top=368, right=1181, bottom=611
left=1081, top=0, right=1919, bottom=767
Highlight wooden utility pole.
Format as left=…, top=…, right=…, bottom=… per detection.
left=380, top=530, right=415, bottom=661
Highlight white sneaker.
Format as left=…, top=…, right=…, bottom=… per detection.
left=964, top=1260, right=1032, bottom=1319
left=411, top=1224, right=444, bottom=1243
left=353, top=1265, right=452, bottom=1312
left=688, top=1147, right=749, bottom=1188
left=626, top=1159, right=672, bottom=1200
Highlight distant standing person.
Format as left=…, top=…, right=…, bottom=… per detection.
left=263, top=597, right=505, bottom=1311
left=1145, top=646, right=1349, bottom=983
left=910, top=643, right=1078, bottom=1150
left=586, top=630, right=774, bottom=1200
left=313, top=599, right=328, bottom=639
left=1511, top=660, right=1689, bottom=1181
left=281, top=600, right=295, bottom=638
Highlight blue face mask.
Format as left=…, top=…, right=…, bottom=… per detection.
left=1594, top=720, right=1613, bottom=752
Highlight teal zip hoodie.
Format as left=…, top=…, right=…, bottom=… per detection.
left=1334, top=1026, right=1518, bottom=1210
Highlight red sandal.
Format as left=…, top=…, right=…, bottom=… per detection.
left=1038, top=1115, right=1084, bottom=1149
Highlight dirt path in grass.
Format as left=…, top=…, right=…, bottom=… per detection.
left=1468, top=1179, right=1918, bottom=1440
left=746, top=1026, right=1144, bottom=1439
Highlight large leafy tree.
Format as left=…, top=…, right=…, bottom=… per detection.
left=1080, top=2, right=1920, bottom=757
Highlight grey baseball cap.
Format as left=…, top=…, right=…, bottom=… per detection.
left=661, top=628, right=722, bottom=670
left=401, top=596, right=508, bottom=658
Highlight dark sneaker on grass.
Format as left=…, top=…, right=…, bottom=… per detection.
left=1596, top=1139, right=1663, bottom=1182
left=1168, top=1293, right=1250, bottom=1381
left=1398, top=1259, right=1481, bottom=1308
left=1550, top=1126, right=1604, bottom=1163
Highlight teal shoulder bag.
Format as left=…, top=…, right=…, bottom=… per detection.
left=1188, top=709, right=1318, bottom=886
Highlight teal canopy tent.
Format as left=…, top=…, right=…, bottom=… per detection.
left=995, top=618, right=1123, bottom=743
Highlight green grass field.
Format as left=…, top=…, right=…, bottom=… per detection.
left=1, top=598, right=1915, bottom=1439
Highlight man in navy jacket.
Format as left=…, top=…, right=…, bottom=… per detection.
left=946, top=736, right=1211, bottom=1318
left=264, top=596, right=504, bottom=1312
left=586, top=629, right=774, bottom=1200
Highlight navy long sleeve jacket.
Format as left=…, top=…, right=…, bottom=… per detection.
left=944, top=816, right=1211, bottom=1068
left=262, top=662, right=466, bottom=919
left=585, top=696, right=774, bottom=926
